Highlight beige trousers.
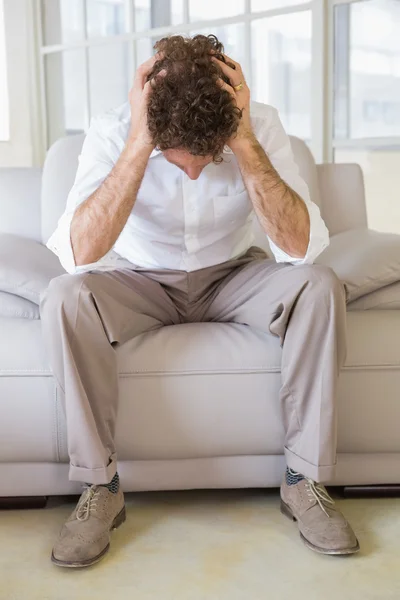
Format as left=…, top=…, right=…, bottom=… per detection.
left=40, top=247, right=347, bottom=484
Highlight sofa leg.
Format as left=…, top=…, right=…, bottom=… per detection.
left=0, top=496, right=48, bottom=509
left=343, top=485, right=400, bottom=498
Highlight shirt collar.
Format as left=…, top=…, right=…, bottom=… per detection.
left=149, top=148, right=162, bottom=158
left=149, top=145, right=233, bottom=159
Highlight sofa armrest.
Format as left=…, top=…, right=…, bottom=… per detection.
left=0, top=233, right=65, bottom=304
left=0, top=168, right=42, bottom=242
left=316, top=163, right=368, bottom=236
left=316, top=228, right=400, bottom=302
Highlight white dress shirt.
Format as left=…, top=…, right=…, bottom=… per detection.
left=47, top=101, right=329, bottom=274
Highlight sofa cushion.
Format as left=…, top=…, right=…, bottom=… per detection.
left=316, top=228, right=400, bottom=302
left=0, top=233, right=65, bottom=304
left=0, top=291, right=39, bottom=319
left=348, top=281, right=400, bottom=311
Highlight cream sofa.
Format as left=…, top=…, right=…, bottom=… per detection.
left=0, top=135, right=400, bottom=498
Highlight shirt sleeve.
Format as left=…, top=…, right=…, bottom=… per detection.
left=46, top=117, right=123, bottom=274
left=257, top=107, right=330, bottom=265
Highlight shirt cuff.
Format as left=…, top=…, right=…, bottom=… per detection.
left=46, top=211, right=77, bottom=274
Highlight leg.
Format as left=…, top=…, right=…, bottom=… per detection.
left=204, top=254, right=358, bottom=555
left=41, top=269, right=180, bottom=485
left=41, top=269, right=181, bottom=568
left=205, top=256, right=346, bottom=482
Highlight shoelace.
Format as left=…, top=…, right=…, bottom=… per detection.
left=305, top=478, right=335, bottom=517
left=76, top=486, right=100, bottom=522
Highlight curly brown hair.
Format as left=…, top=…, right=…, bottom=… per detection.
left=146, top=34, right=242, bottom=162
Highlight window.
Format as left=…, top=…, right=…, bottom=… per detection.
left=0, top=0, right=9, bottom=141
left=333, top=0, right=400, bottom=234
left=334, top=0, right=400, bottom=140
left=39, top=0, right=315, bottom=147
left=252, top=11, right=312, bottom=140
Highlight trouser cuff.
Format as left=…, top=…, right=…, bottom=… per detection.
left=284, top=446, right=336, bottom=483
left=69, top=453, right=118, bottom=485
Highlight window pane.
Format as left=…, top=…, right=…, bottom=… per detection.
left=0, top=0, right=9, bottom=141
left=252, top=0, right=309, bottom=11
left=135, top=0, right=184, bottom=32
left=135, top=0, right=151, bottom=31
left=335, top=147, right=400, bottom=234
left=334, top=0, right=400, bottom=139
left=171, top=0, right=185, bottom=25
left=189, top=0, right=245, bottom=22
left=45, top=50, right=87, bottom=147
left=191, top=25, right=246, bottom=68
left=89, top=43, right=131, bottom=117
left=41, top=0, right=84, bottom=46
left=252, top=11, right=311, bottom=139
left=136, top=38, right=154, bottom=65
left=86, top=0, right=129, bottom=37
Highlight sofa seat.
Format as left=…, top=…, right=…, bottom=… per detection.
left=1, top=309, right=400, bottom=494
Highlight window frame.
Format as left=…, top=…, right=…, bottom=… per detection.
left=0, top=0, right=42, bottom=167
left=6, top=0, right=400, bottom=168
left=35, top=0, right=321, bottom=164
left=328, top=0, right=400, bottom=161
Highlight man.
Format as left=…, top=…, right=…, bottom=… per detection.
left=41, top=34, right=359, bottom=568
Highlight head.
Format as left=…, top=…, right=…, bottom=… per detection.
left=147, top=34, right=241, bottom=179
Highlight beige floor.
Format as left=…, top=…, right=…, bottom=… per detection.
left=0, top=489, right=399, bottom=600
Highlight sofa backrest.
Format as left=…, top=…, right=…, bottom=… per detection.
left=41, top=134, right=85, bottom=243
left=0, top=168, right=42, bottom=242
left=40, top=133, right=366, bottom=243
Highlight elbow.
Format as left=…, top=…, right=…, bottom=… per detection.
left=71, top=240, right=99, bottom=268
left=289, top=227, right=310, bottom=260
left=73, top=249, right=101, bottom=267
left=71, top=230, right=102, bottom=267
left=298, top=229, right=310, bottom=259
left=289, top=198, right=311, bottom=259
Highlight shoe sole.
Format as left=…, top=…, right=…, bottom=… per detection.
left=280, top=500, right=360, bottom=556
left=51, top=505, right=126, bottom=568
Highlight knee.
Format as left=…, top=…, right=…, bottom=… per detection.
left=296, top=264, right=345, bottom=301
left=41, top=273, right=89, bottom=315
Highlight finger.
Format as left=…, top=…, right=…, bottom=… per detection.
left=222, top=53, right=238, bottom=68
left=212, top=57, right=242, bottom=87
left=154, top=68, right=167, bottom=79
left=141, top=52, right=163, bottom=71
left=142, top=80, right=153, bottom=98
left=136, top=52, right=163, bottom=87
left=216, top=77, right=236, bottom=100
left=149, top=68, right=167, bottom=88
left=222, top=53, right=244, bottom=79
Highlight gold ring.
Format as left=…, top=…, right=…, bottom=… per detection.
left=233, top=81, right=244, bottom=91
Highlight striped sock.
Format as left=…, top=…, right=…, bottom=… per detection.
left=286, top=467, right=305, bottom=486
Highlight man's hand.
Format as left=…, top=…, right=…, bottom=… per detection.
left=71, top=55, right=165, bottom=266
left=213, top=55, right=309, bottom=258
left=128, top=54, right=163, bottom=152
left=212, top=54, right=255, bottom=152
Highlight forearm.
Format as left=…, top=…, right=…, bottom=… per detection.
left=71, top=138, right=152, bottom=266
left=233, top=137, right=310, bottom=258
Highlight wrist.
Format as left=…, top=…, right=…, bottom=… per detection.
left=229, top=132, right=259, bottom=155
left=125, top=136, right=154, bottom=159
